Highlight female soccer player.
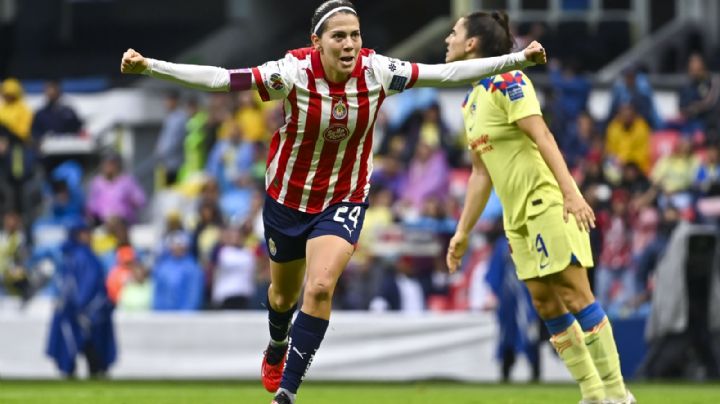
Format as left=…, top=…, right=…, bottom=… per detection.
left=120, top=2, right=545, bottom=403
left=443, top=11, right=634, bottom=404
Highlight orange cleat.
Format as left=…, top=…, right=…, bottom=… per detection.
left=261, top=343, right=287, bottom=393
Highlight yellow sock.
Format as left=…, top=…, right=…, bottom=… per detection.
left=550, top=320, right=605, bottom=401
left=584, top=317, right=627, bottom=399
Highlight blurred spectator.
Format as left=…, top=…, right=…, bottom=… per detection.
left=679, top=53, right=720, bottom=142
left=31, top=80, right=82, bottom=141
left=86, top=153, right=146, bottom=225
left=105, top=246, right=136, bottom=305
left=560, top=110, right=596, bottom=169
left=0, top=78, right=35, bottom=214
left=41, top=160, right=85, bottom=226
left=694, top=145, right=720, bottom=197
left=235, top=91, right=268, bottom=142
left=154, top=91, right=187, bottom=186
left=370, top=156, right=405, bottom=199
left=398, top=140, right=449, bottom=219
left=210, top=226, right=257, bottom=310
left=398, top=103, right=461, bottom=166
left=595, top=189, right=634, bottom=315
left=620, top=162, right=651, bottom=198
left=609, top=66, right=663, bottom=129
left=191, top=200, right=224, bottom=264
left=178, top=97, right=209, bottom=183
left=152, top=231, right=203, bottom=311
left=205, top=121, right=255, bottom=193
left=547, top=58, right=591, bottom=124
left=485, top=237, right=541, bottom=382
left=46, top=221, right=116, bottom=378
left=369, top=256, right=426, bottom=313
left=117, top=263, right=153, bottom=312
left=605, top=103, right=651, bottom=174
left=0, top=211, right=29, bottom=298
left=158, top=211, right=187, bottom=255
left=650, top=138, right=699, bottom=210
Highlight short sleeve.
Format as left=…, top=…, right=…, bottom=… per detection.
left=369, top=53, right=419, bottom=96
left=503, top=72, right=542, bottom=124
left=251, top=54, right=297, bottom=102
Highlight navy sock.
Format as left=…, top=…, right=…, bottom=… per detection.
left=267, top=295, right=296, bottom=343
left=574, top=301, right=606, bottom=331
left=544, top=312, right=575, bottom=335
left=280, top=311, right=329, bottom=394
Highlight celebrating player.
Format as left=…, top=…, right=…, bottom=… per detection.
left=120, top=1, right=545, bottom=403
left=444, top=10, right=635, bottom=404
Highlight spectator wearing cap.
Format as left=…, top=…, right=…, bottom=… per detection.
left=152, top=231, right=204, bottom=311
left=86, top=153, right=146, bottom=225
left=106, top=246, right=137, bottom=305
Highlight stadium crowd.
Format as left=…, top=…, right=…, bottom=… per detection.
left=0, top=51, right=719, bottom=323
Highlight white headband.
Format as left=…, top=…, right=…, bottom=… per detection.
left=313, top=6, right=357, bottom=35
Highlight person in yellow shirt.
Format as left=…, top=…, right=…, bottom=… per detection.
left=605, top=103, right=651, bottom=173
left=444, top=11, right=634, bottom=404
left=0, top=78, right=34, bottom=213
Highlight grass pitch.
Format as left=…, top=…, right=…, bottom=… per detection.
left=0, top=380, right=718, bottom=403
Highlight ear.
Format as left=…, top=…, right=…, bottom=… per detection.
left=311, top=34, right=322, bottom=51
left=465, top=37, right=479, bottom=54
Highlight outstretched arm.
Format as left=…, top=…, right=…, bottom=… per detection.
left=415, top=41, right=546, bottom=88
left=446, top=152, right=493, bottom=273
left=120, top=48, right=233, bottom=92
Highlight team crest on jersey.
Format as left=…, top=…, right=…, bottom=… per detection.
left=269, top=73, right=284, bottom=91
left=332, top=100, right=348, bottom=120
left=323, top=123, right=350, bottom=143
left=268, top=238, right=277, bottom=256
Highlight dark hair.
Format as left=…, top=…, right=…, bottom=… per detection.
left=311, top=0, right=358, bottom=36
left=463, top=10, right=514, bottom=57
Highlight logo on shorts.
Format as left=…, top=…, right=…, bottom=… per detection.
left=536, top=233, right=549, bottom=269
left=268, top=238, right=277, bottom=256
left=269, top=73, right=284, bottom=91
left=332, top=100, right=348, bottom=120
left=322, top=124, right=350, bottom=142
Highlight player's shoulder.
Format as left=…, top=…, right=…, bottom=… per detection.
left=476, top=70, right=533, bottom=101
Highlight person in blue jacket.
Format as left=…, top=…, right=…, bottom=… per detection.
left=46, top=220, right=116, bottom=377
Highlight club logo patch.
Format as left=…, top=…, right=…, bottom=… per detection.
left=269, top=73, right=284, bottom=91
left=268, top=238, right=277, bottom=256
left=508, top=84, right=524, bottom=101
left=323, top=124, right=350, bottom=142
left=332, top=100, right=348, bottom=120
left=389, top=75, right=408, bottom=92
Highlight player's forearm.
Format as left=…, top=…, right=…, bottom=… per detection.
left=456, top=170, right=492, bottom=236
left=143, top=58, right=231, bottom=92
left=534, top=130, right=578, bottom=196
left=415, top=51, right=532, bottom=87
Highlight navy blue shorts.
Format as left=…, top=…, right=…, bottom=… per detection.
left=262, top=196, right=368, bottom=263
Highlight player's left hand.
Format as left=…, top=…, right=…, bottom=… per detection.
left=563, top=192, right=596, bottom=232
left=446, top=232, right=469, bottom=274
left=523, top=41, right=547, bottom=65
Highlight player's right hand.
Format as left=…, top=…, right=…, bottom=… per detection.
left=120, top=48, right=149, bottom=74
left=523, top=41, right=547, bottom=65
left=446, top=232, right=469, bottom=274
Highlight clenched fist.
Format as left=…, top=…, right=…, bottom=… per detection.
left=120, top=48, right=149, bottom=74
left=523, top=41, right=547, bottom=65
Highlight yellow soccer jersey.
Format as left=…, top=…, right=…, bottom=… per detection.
left=462, top=71, right=563, bottom=230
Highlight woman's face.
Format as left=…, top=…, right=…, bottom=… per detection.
left=445, top=17, right=472, bottom=63
left=313, top=13, right=362, bottom=81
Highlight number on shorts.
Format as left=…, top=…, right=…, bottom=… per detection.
left=333, top=206, right=361, bottom=229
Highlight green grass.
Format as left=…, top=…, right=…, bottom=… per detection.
left=0, top=380, right=719, bottom=403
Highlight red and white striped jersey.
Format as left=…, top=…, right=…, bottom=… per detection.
left=246, top=47, right=418, bottom=214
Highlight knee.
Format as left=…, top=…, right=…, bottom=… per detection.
left=555, top=288, right=592, bottom=313
left=304, top=279, right=335, bottom=303
left=268, top=286, right=298, bottom=312
left=531, top=295, right=564, bottom=320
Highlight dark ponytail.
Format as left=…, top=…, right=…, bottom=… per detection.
left=464, top=10, right=515, bottom=57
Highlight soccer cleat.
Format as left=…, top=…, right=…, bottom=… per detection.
left=261, top=343, right=288, bottom=393
left=271, top=390, right=294, bottom=404
left=608, top=390, right=636, bottom=404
